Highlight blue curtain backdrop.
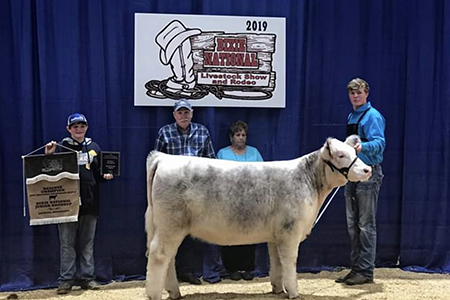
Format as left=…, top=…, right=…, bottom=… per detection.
left=1, top=0, right=449, bottom=291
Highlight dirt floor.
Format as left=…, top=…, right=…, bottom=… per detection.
left=1, top=268, right=449, bottom=300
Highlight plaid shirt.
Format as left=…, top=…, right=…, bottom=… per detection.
left=154, top=122, right=216, bottom=158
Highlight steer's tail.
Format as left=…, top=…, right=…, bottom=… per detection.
left=145, top=151, right=159, bottom=257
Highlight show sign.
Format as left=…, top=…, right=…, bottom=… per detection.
left=24, top=152, right=80, bottom=226
left=135, top=13, right=286, bottom=108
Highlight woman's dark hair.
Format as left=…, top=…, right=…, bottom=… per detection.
left=229, top=120, right=248, bottom=137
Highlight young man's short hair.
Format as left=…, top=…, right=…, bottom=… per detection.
left=347, top=78, right=370, bottom=93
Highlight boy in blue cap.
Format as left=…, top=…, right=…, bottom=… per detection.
left=46, top=113, right=114, bottom=294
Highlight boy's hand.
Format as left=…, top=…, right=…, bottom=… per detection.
left=103, top=174, right=114, bottom=180
left=45, top=141, right=57, bottom=154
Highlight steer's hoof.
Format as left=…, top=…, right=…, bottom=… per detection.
left=168, top=293, right=181, bottom=300
left=287, top=293, right=300, bottom=299
left=271, top=285, right=285, bottom=294
left=167, top=289, right=182, bottom=299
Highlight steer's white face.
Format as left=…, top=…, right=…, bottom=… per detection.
left=321, top=135, right=372, bottom=183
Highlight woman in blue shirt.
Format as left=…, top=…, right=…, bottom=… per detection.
left=217, top=120, right=265, bottom=281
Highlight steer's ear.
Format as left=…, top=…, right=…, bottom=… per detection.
left=320, top=137, right=334, bottom=160
left=345, top=135, right=361, bottom=147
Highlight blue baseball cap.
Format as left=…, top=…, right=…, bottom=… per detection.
left=67, top=113, right=88, bottom=126
left=173, top=99, right=193, bottom=111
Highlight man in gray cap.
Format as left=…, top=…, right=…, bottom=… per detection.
left=154, top=99, right=223, bottom=284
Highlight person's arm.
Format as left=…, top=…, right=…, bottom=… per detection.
left=92, top=145, right=114, bottom=181
left=360, top=114, right=386, bottom=156
left=203, top=136, right=216, bottom=159
left=154, top=129, right=167, bottom=153
left=255, top=148, right=264, bottom=162
left=101, top=154, right=114, bottom=180
left=100, top=150, right=113, bottom=180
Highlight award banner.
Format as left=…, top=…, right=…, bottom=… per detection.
left=24, top=152, right=80, bottom=226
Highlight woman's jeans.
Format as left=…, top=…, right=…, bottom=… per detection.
left=58, top=214, right=97, bottom=283
left=344, top=164, right=383, bottom=279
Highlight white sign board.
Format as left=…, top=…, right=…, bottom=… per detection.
left=135, top=13, right=286, bottom=108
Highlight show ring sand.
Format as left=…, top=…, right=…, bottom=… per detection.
left=1, top=268, right=449, bottom=300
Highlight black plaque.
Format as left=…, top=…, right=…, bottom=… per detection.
left=100, top=151, right=120, bottom=176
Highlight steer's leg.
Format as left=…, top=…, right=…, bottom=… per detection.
left=145, top=206, right=155, bottom=257
left=268, top=242, right=284, bottom=294
left=146, top=232, right=185, bottom=300
left=277, top=241, right=300, bottom=299
left=165, top=256, right=181, bottom=299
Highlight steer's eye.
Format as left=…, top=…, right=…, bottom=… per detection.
left=339, top=155, right=345, bottom=158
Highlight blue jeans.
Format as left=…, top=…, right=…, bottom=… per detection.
left=202, top=243, right=225, bottom=283
left=58, top=214, right=97, bottom=283
left=254, top=243, right=270, bottom=277
left=344, top=165, right=383, bottom=279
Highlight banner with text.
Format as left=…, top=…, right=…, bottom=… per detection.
left=135, top=13, right=286, bottom=108
left=24, top=152, right=80, bottom=226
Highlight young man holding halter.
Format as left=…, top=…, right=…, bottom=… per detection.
left=336, top=78, right=385, bottom=285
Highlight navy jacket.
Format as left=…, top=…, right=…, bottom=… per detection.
left=59, top=137, right=104, bottom=216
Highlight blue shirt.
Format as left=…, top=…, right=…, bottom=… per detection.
left=217, top=145, right=263, bottom=162
left=154, top=122, right=216, bottom=158
left=347, top=102, right=386, bottom=165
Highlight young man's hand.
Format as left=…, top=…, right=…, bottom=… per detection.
left=354, top=143, right=362, bottom=154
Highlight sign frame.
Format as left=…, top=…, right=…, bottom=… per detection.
left=135, top=13, right=286, bottom=108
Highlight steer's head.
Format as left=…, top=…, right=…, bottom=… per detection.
left=320, top=135, right=372, bottom=183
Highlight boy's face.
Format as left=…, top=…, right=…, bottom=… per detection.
left=67, top=122, right=88, bottom=142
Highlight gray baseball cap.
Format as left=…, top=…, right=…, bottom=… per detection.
left=173, top=99, right=193, bottom=111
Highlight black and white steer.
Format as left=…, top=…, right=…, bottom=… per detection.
left=145, top=135, right=371, bottom=300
